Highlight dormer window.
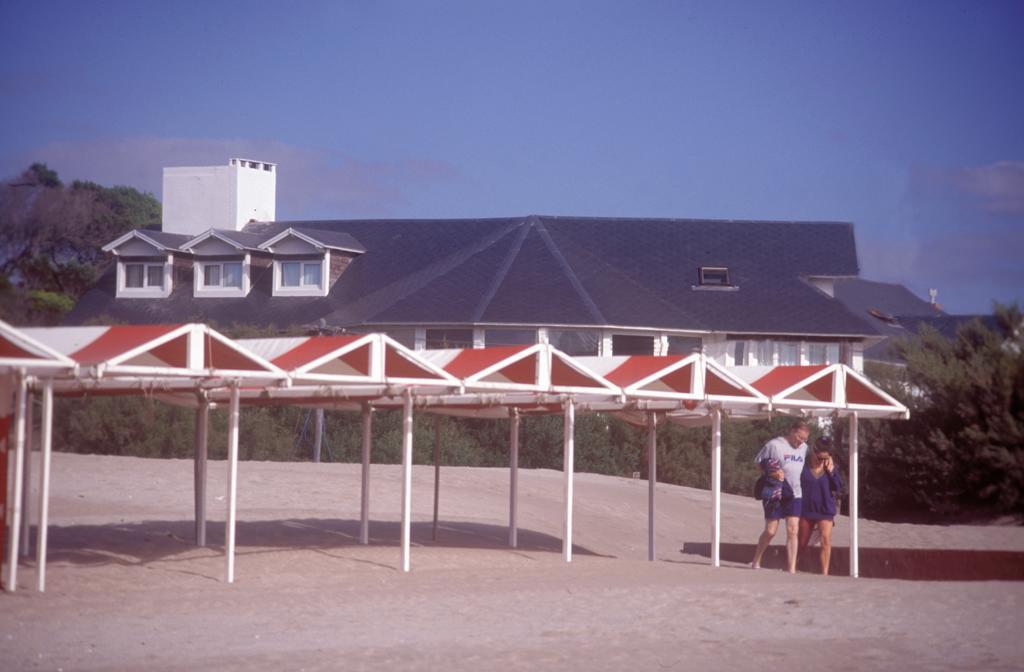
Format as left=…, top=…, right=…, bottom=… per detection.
left=116, top=257, right=173, bottom=298
left=193, top=256, right=250, bottom=297
left=281, top=260, right=322, bottom=289
left=126, top=263, right=165, bottom=289
left=699, top=266, right=730, bottom=286
left=273, top=255, right=329, bottom=296
left=201, top=262, right=244, bottom=289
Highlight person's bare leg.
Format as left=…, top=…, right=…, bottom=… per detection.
left=752, top=519, right=779, bottom=568
left=819, top=520, right=834, bottom=575
left=785, top=516, right=800, bottom=574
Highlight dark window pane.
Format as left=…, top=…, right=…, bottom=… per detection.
left=204, top=264, right=221, bottom=287
left=612, top=334, right=655, bottom=355
left=547, top=329, right=599, bottom=356
left=425, top=328, right=473, bottom=350
left=699, top=267, right=730, bottom=285
left=667, top=336, right=702, bottom=355
left=146, top=265, right=164, bottom=288
left=223, top=262, right=243, bottom=288
left=125, top=264, right=144, bottom=288
left=281, top=261, right=301, bottom=287
left=484, top=329, right=535, bottom=346
left=303, top=262, right=322, bottom=287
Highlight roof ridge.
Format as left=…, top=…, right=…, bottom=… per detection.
left=470, top=220, right=532, bottom=322
left=334, top=219, right=527, bottom=324
left=534, top=220, right=606, bottom=325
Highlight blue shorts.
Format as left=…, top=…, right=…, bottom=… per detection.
left=764, top=497, right=802, bottom=520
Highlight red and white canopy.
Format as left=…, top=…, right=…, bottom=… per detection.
left=734, top=363, right=909, bottom=419
left=423, top=344, right=619, bottom=395
left=417, top=344, right=622, bottom=417
left=20, top=324, right=286, bottom=390
left=0, top=321, right=76, bottom=376
left=226, top=333, right=461, bottom=407
left=577, top=353, right=770, bottom=426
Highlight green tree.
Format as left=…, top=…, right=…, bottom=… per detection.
left=848, top=303, right=1024, bottom=519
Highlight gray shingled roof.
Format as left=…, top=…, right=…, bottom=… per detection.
left=69, top=215, right=878, bottom=337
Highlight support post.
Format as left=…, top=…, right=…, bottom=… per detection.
left=562, top=398, right=575, bottom=563
left=4, top=372, right=27, bottom=592
left=509, top=411, right=520, bottom=548
left=848, top=412, right=859, bottom=578
left=225, top=383, right=240, bottom=583
left=312, top=408, right=324, bottom=463
left=194, top=402, right=209, bottom=547
left=400, top=392, right=414, bottom=572
left=711, top=407, right=722, bottom=568
left=432, top=415, right=441, bottom=541
left=36, top=382, right=53, bottom=592
left=20, top=391, right=33, bottom=558
left=359, top=404, right=372, bottom=545
left=647, top=412, right=657, bottom=562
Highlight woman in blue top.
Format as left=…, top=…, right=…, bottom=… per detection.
left=798, top=436, right=843, bottom=575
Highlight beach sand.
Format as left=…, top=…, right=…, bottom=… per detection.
left=2, top=452, right=1023, bottom=671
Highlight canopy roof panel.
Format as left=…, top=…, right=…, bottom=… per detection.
left=732, top=364, right=908, bottom=418
left=22, top=324, right=285, bottom=383
left=0, top=320, right=77, bottom=373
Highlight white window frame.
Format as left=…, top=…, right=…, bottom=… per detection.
left=193, top=254, right=250, bottom=298
left=116, top=255, right=173, bottom=299
left=272, top=251, right=330, bottom=297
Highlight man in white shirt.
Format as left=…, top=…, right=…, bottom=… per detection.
left=751, top=419, right=810, bottom=573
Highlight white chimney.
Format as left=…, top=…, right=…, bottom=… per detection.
left=161, top=158, right=276, bottom=235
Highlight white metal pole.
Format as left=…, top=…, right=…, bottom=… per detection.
left=562, top=398, right=575, bottom=563
left=360, top=404, right=372, bottom=545
left=20, top=391, right=33, bottom=558
left=849, top=412, right=859, bottom=578
left=36, top=382, right=53, bottom=592
left=432, top=416, right=441, bottom=541
left=5, top=372, right=27, bottom=592
left=225, top=383, right=240, bottom=584
left=711, top=407, right=722, bottom=568
left=400, top=392, right=414, bottom=572
left=313, top=408, right=324, bottom=463
left=194, top=402, right=209, bottom=547
left=509, top=411, right=520, bottom=548
left=647, top=412, right=657, bottom=562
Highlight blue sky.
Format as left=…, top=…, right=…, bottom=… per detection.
left=1, top=0, right=1021, bottom=314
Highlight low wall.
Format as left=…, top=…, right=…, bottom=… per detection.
left=681, top=542, right=1024, bottom=581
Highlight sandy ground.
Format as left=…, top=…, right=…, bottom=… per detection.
left=2, top=452, right=1023, bottom=671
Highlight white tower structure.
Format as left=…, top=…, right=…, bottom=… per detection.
left=162, top=158, right=276, bottom=235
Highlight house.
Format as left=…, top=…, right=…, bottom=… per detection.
left=69, top=158, right=886, bottom=370
left=833, top=278, right=997, bottom=365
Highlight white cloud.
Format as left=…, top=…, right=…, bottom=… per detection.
left=942, top=160, right=1024, bottom=216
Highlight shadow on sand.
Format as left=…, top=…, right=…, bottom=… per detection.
left=37, top=519, right=608, bottom=570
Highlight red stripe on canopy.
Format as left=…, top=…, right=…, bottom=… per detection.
left=480, top=353, right=537, bottom=385
left=145, top=334, right=188, bottom=368
left=751, top=365, right=828, bottom=396
left=444, top=346, right=531, bottom=378
left=604, top=355, right=689, bottom=387
left=385, top=343, right=444, bottom=379
left=550, top=356, right=603, bottom=388
left=804, top=372, right=834, bottom=402
left=846, top=374, right=889, bottom=406
left=0, top=338, right=44, bottom=360
left=706, top=369, right=753, bottom=397
left=206, top=337, right=271, bottom=372
left=69, top=325, right=181, bottom=365
left=271, top=336, right=363, bottom=371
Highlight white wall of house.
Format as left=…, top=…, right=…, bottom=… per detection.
left=163, top=159, right=275, bottom=235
